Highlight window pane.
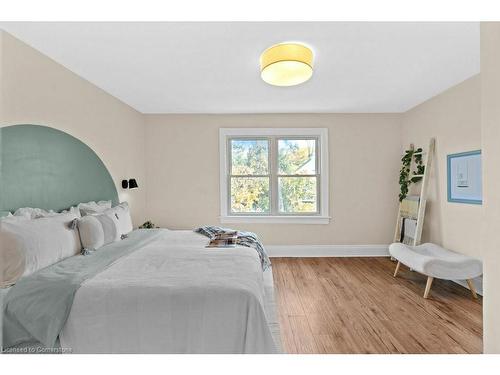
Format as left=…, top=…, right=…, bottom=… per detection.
left=231, top=177, right=270, bottom=213
left=278, top=139, right=316, bottom=175
left=231, top=139, right=269, bottom=175
left=278, top=177, right=317, bottom=213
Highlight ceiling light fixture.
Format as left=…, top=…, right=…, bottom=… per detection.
left=260, top=43, right=314, bottom=87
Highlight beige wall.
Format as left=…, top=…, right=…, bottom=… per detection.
left=0, top=31, right=147, bottom=225
left=146, top=82, right=485, bottom=251
left=401, top=75, right=482, bottom=258
left=481, top=22, right=500, bottom=354
left=145, top=114, right=401, bottom=245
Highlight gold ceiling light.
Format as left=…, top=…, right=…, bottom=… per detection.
left=260, top=43, right=314, bottom=87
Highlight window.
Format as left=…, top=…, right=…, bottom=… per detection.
left=220, top=128, right=329, bottom=224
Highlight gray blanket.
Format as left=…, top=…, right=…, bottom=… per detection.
left=195, top=226, right=271, bottom=271
left=2, top=230, right=163, bottom=349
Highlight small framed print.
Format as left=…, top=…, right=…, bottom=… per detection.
left=447, top=150, right=482, bottom=205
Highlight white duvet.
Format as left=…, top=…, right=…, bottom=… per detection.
left=58, top=230, right=278, bottom=354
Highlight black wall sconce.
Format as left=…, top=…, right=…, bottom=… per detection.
left=122, top=178, right=139, bottom=190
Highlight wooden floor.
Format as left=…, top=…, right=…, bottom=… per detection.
left=272, top=257, right=483, bottom=354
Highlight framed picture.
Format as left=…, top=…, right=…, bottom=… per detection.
left=447, top=150, right=482, bottom=205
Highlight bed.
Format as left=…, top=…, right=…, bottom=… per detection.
left=0, top=125, right=280, bottom=354
left=61, top=229, right=279, bottom=353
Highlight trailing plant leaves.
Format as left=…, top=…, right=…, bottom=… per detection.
left=399, top=148, right=425, bottom=201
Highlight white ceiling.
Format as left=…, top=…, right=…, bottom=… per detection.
left=0, top=22, right=479, bottom=114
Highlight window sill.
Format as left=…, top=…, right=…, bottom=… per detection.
left=219, top=215, right=330, bottom=225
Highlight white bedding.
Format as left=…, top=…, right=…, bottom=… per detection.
left=58, top=230, right=278, bottom=353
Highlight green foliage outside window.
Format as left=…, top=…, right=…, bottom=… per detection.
left=278, top=140, right=317, bottom=213
left=230, top=140, right=270, bottom=213
left=230, top=138, right=317, bottom=214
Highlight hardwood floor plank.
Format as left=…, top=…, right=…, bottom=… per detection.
left=272, top=260, right=307, bottom=316
left=277, top=313, right=299, bottom=354
left=272, top=257, right=483, bottom=354
left=287, top=315, right=320, bottom=354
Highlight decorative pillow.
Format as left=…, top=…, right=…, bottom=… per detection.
left=0, top=212, right=82, bottom=287
left=96, top=214, right=121, bottom=243
left=76, top=202, right=132, bottom=253
left=13, top=207, right=56, bottom=219
left=77, top=200, right=112, bottom=216
left=100, top=202, right=133, bottom=237
left=77, top=214, right=120, bottom=251
left=77, top=216, right=104, bottom=251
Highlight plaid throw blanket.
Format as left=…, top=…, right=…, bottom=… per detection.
left=195, top=226, right=271, bottom=271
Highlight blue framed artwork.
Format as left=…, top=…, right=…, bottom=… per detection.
left=447, top=150, right=482, bottom=205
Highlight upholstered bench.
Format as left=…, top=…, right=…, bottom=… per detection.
left=389, top=242, right=483, bottom=299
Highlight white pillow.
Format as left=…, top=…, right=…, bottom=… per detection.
left=101, top=202, right=133, bottom=237
left=78, top=200, right=112, bottom=216
left=0, top=212, right=82, bottom=287
left=59, top=206, right=80, bottom=215
left=77, top=214, right=120, bottom=251
left=13, top=207, right=56, bottom=219
left=76, top=202, right=132, bottom=252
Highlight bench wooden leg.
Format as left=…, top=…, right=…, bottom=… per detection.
left=393, top=261, right=401, bottom=277
left=466, top=279, right=478, bottom=299
left=424, top=276, right=434, bottom=299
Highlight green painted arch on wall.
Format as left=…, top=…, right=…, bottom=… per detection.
left=0, top=124, right=118, bottom=213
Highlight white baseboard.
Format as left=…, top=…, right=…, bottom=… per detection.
left=267, top=244, right=390, bottom=258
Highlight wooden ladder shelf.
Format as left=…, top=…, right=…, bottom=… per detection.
left=393, top=138, right=435, bottom=246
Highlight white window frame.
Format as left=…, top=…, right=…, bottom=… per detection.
left=219, top=128, right=330, bottom=224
